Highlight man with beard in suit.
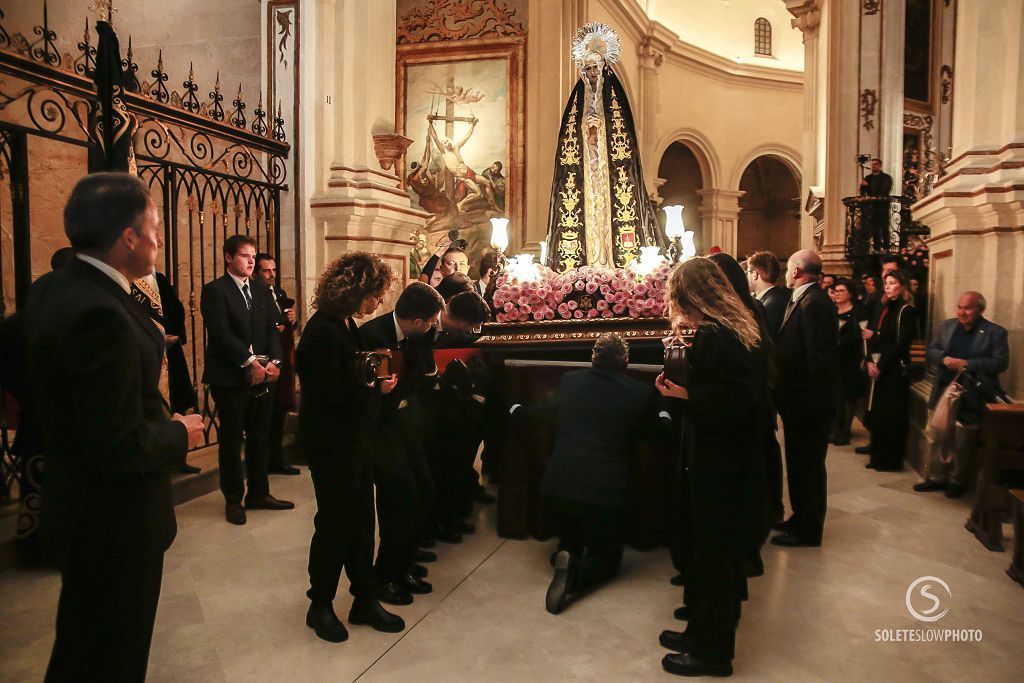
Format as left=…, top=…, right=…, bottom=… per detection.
left=26, top=173, right=205, bottom=680
left=201, top=235, right=293, bottom=525
left=254, top=252, right=300, bottom=476
left=771, top=249, right=838, bottom=548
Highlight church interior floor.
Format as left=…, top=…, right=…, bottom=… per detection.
left=2, top=421, right=1023, bottom=682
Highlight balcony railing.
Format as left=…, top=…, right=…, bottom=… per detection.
left=842, top=195, right=913, bottom=260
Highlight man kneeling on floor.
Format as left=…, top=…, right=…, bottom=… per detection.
left=512, top=333, right=668, bottom=614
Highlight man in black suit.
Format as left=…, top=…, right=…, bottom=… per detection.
left=860, top=158, right=894, bottom=250
left=745, top=250, right=788, bottom=340
left=772, top=249, right=838, bottom=547
left=255, top=252, right=300, bottom=476
left=201, top=235, right=293, bottom=525
left=25, top=173, right=204, bottom=681
left=359, top=282, right=444, bottom=604
left=513, top=333, right=668, bottom=614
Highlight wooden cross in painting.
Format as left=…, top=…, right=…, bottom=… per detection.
left=429, top=77, right=476, bottom=139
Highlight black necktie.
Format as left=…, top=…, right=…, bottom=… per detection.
left=241, top=282, right=253, bottom=311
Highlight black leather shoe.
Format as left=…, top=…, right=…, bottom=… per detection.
left=454, top=520, right=476, bottom=534
left=226, top=502, right=247, bottom=525
left=349, top=599, right=405, bottom=633
left=399, top=573, right=432, bottom=595
left=662, top=652, right=733, bottom=677
left=673, top=605, right=691, bottom=621
left=178, top=463, right=202, bottom=475
left=659, top=629, right=694, bottom=653
left=244, top=494, right=295, bottom=510
left=945, top=483, right=968, bottom=499
left=306, top=602, right=348, bottom=643
left=269, top=465, right=301, bottom=475
left=914, top=479, right=946, bottom=492
left=418, top=537, right=437, bottom=549
left=475, top=490, right=496, bottom=504
left=771, top=532, right=821, bottom=548
left=546, top=550, right=573, bottom=615
left=408, top=563, right=429, bottom=579
left=433, top=525, right=463, bottom=544
left=669, top=573, right=686, bottom=587
left=414, top=549, right=437, bottom=563
left=377, top=581, right=414, bottom=606
left=865, top=463, right=877, bottom=469
left=855, top=445, right=873, bottom=455
left=771, top=518, right=792, bottom=532
left=742, top=556, right=765, bottom=577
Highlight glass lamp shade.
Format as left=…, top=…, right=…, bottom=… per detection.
left=681, top=231, right=697, bottom=260
left=663, top=204, right=686, bottom=239
left=508, top=253, right=538, bottom=281
left=490, top=217, right=510, bottom=251
left=635, top=245, right=665, bottom=276
left=539, top=240, right=548, bottom=266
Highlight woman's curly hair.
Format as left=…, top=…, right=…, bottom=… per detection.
left=312, top=252, right=395, bottom=318
left=665, top=256, right=762, bottom=351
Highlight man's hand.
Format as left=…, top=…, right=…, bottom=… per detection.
left=249, top=361, right=268, bottom=385
left=379, top=374, right=398, bottom=395
left=285, top=309, right=297, bottom=324
left=164, top=334, right=180, bottom=346
left=172, top=413, right=205, bottom=450
left=861, top=328, right=874, bottom=340
left=943, top=357, right=968, bottom=372
left=867, top=362, right=881, bottom=380
left=264, top=362, right=281, bottom=383
left=860, top=178, right=868, bottom=187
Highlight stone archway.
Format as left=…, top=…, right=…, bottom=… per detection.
left=736, top=155, right=801, bottom=261
left=657, top=142, right=705, bottom=247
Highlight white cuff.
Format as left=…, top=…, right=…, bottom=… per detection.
left=241, top=355, right=257, bottom=368
left=658, top=411, right=671, bottom=421
left=510, top=403, right=522, bottom=414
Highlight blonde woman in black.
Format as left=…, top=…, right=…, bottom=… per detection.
left=864, top=269, right=918, bottom=471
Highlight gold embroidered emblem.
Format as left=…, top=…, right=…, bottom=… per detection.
left=559, top=96, right=581, bottom=166
left=612, top=167, right=639, bottom=266
left=557, top=171, right=583, bottom=270
left=608, top=88, right=631, bottom=162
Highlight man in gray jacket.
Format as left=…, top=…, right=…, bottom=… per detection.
left=915, top=291, right=1009, bottom=498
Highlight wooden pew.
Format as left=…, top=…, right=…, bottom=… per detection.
left=964, top=404, right=1024, bottom=551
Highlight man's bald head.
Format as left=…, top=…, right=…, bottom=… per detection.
left=957, top=291, right=986, bottom=329
left=785, top=249, right=822, bottom=288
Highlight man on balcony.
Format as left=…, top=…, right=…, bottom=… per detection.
left=860, top=158, right=894, bottom=251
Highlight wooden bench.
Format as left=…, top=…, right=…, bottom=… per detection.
left=1009, top=489, right=1024, bottom=589
left=964, top=404, right=1024, bottom=552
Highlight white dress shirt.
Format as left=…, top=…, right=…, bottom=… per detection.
left=75, top=253, right=131, bottom=294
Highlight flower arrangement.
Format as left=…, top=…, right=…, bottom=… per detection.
left=899, top=242, right=930, bottom=279
left=492, top=264, right=672, bottom=323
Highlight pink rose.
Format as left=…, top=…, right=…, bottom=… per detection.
left=585, top=282, right=599, bottom=294
left=573, top=310, right=584, bottom=319
left=545, top=309, right=555, bottom=320
left=503, top=302, right=515, bottom=312
left=596, top=299, right=609, bottom=311
left=557, top=303, right=570, bottom=317
left=587, top=308, right=599, bottom=318
left=533, top=311, right=544, bottom=321
left=601, top=309, right=613, bottom=318
left=574, top=280, right=585, bottom=291
left=600, top=284, right=611, bottom=295
left=612, top=303, right=626, bottom=315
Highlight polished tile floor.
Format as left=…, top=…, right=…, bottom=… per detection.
left=3, top=425, right=1023, bottom=682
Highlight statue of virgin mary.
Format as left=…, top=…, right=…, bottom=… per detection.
left=544, top=23, right=665, bottom=272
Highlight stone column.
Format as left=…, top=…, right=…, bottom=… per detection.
left=636, top=30, right=670, bottom=194
left=786, top=0, right=825, bottom=248
left=912, top=0, right=1024, bottom=399
left=697, top=189, right=744, bottom=256
left=301, top=0, right=425, bottom=304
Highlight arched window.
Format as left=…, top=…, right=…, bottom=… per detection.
left=754, top=18, right=772, bottom=56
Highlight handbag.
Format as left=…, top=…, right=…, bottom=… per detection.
left=929, top=370, right=965, bottom=436
left=663, top=339, right=691, bottom=387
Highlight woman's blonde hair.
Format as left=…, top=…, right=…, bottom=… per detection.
left=665, top=257, right=762, bottom=350
left=312, top=252, right=395, bottom=318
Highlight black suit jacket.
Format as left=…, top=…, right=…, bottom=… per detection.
left=774, top=283, right=839, bottom=420
left=359, top=312, right=438, bottom=405
left=519, top=368, right=664, bottom=509
left=201, top=273, right=282, bottom=388
left=295, top=311, right=379, bottom=459
left=759, top=286, right=789, bottom=341
left=24, top=259, right=188, bottom=568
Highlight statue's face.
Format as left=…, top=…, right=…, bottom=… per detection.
left=584, top=63, right=600, bottom=80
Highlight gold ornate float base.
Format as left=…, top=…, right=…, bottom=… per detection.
left=477, top=316, right=671, bottom=347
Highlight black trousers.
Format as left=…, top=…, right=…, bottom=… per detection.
left=548, top=497, right=624, bottom=594
left=210, top=385, right=272, bottom=503
left=306, top=453, right=376, bottom=603
left=46, top=542, right=164, bottom=682
left=764, top=423, right=784, bottom=523
left=779, top=411, right=831, bottom=542
left=375, top=420, right=434, bottom=581
left=686, top=539, right=742, bottom=662
left=268, top=386, right=290, bottom=470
